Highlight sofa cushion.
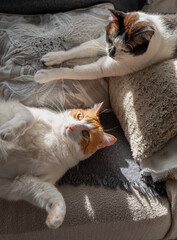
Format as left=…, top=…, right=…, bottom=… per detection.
left=109, top=58, right=177, bottom=162
left=0, top=184, right=171, bottom=240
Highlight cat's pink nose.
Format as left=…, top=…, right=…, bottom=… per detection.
left=66, top=125, right=80, bottom=131
left=66, top=126, right=75, bottom=131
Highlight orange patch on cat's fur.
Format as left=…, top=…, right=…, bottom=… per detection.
left=124, top=15, right=154, bottom=43
left=107, top=12, right=154, bottom=43
left=106, top=21, right=119, bottom=39
left=106, top=12, right=139, bottom=38
left=70, top=108, right=116, bottom=155
left=123, top=13, right=139, bottom=36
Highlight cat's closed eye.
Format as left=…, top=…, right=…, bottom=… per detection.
left=82, top=130, right=90, bottom=140
left=120, top=49, right=129, bottom=53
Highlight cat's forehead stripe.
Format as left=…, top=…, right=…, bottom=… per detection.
left=123, top=13, right=139, bottom=36
left=70, top=109, right=102, bottom=128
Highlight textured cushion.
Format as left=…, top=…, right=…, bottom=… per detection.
left=109, top=58, right=177, bottom=162
left=0, top=185, right=171, bottom=240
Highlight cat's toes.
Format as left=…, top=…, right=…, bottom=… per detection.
left=34, top=70, right=49, bottom=84
left=0, top=128, right=15, bottom=141
left=46, top=203, right=66, bottom=229
left=41, top=52, right=65, bottom=66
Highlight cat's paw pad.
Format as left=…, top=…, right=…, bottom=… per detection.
left=0, top=127, right=15, bottom=141
left=41, top=51, right=65, bottom=66
left=46, top=203, right=66, bottom=229
left=34, top=70, right=49, bottom=84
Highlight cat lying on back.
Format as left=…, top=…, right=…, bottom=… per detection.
left=0, top=101, right=116, bottom=229
left=34, top=10, right=177, bottom=83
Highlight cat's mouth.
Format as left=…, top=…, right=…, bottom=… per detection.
left=64, top=125, right=79, bottom=138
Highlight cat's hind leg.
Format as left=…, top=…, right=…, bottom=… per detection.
left=0, top=176, right=66, bottom=229
left=0, top=102, right=34, bottom=141
left=41, top=34, right=106, bottom=66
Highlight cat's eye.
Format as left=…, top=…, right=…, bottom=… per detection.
left=82, top=130, right=90, bottom=140
left=77, top=112, right=84, bottom=121
left=121, top=49, right=129, bottom=53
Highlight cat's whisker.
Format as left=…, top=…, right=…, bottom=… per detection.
left=31, top=83, right=52, bottom=96
left=99, top=108, right=110, bottom=114
left=50, top=100, right=63, bottom=112
left=104, top=126, right=119, bottom=132
left=38, top=99, right=59, bottom=111
left=54, top=98, right=66, bottom=112
left=92, top=40, right=107, bottom=52
left=94, top=45, right=106, bottom=53
left=84, top=44, right=106, bottom=53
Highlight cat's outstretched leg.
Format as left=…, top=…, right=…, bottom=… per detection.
left=0, top=102, right=34, bottom=141
left=34, top=56, right=118, bottom=83
left=41, top=34, right=106, bottom=66
left=0, top=176, right=66, bottom=229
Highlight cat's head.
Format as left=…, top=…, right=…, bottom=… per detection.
left=62, top=103, right=117, bottom=156
left=106, top=10, right=155, bottom=59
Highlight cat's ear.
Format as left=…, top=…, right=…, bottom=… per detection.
left=127, top=24, right=155, bottom=55
left=109, top=9, right=126, bottom=21
left=98, top=133, right=117, bottom=149
left=93, top=102, right=104, bottom=116
left=133, top=25, right=154, bottom=44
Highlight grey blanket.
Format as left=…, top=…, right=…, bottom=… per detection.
left=0, top=4, right=166, bottom=196
left=0, top=3, right=112, bottom=111
left=59, top=112, right=166, bottom=197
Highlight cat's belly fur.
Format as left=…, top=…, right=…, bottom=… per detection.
left=0, top=150, right=66, bottom=184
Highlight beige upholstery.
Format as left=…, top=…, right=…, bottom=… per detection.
left=165, top=180, right=177, bottom=240
left=0, top=184, right=171, bottom=240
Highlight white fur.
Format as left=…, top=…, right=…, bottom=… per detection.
left=0, top=101, right=93, bottom=229
left=34, top=12, right=177, bottom=83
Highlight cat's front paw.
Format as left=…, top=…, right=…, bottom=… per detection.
left=46, top=202, right=66, bottom=229
left=34, top=69, right=50, bottom=84
left=41, top=51, right=65, bottom=66
left=0, top=127, right=15, bottom=141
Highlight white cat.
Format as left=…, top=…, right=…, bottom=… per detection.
left=34, top=10, right=177, bottom=83
left=0, top=101, right=116, bottom=229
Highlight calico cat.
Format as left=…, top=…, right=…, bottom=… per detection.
left=34, top=10, right=177, bottom=83
left=0, top=101, right=116, bottom=229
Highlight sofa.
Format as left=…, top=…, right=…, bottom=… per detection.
left=0, top=0, right=177, bottom=240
